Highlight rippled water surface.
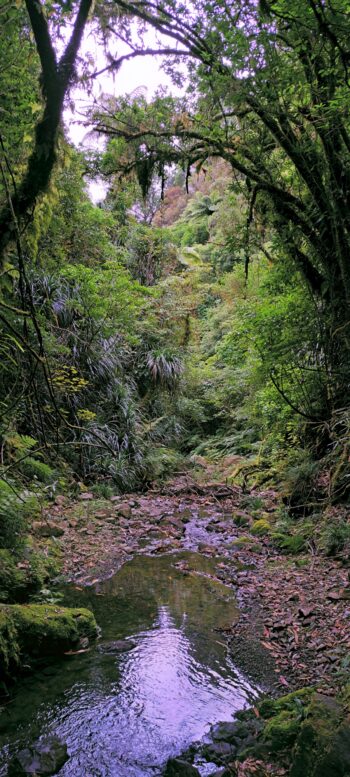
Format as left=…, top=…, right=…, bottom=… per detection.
left=0, top=551, right=259, bottom=776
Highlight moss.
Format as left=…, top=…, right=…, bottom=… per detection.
left=263, top=709, right=301, bottom=752
left=291, top=694, right=344, bottom=777
left=0, top=603, right=97, bottom=679
left=272, top=532, right=307, bottom=553
left=231, top=536, right=262, bottom=552
left=0, top=546, right=61, bottom=603
left=259, top=688, right=313, bottom=719
left=0, top=550, right=27, bottom=602
left=0, top=606, right=20, bottom=671
left=251, top=519, right=270, bottom=536
left=232, top=512, right=250, bottom=528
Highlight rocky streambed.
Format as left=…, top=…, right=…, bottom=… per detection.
left=1, top=486, right=350, bottom=776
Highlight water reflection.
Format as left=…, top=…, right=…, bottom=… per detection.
left=0, top=552, right=258, bottom=776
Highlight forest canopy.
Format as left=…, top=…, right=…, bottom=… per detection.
left=1, top=0, right=350, bottom=511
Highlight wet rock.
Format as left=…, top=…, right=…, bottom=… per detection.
left=8, top=735, right=68, bottom=775
left=164, top=758, right=201, bottom=776
left=290, top=693, right=349, bottom=777
left=97, top=639, right=136, bottom=653
left=211, top=721, right=243, bottom=743
left=202, top=741, right=236, bottom=763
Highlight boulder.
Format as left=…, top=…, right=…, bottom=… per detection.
left=0, top=603, right=97, bottom=679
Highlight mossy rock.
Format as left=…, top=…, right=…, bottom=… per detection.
left=263, top=709, right=301, bottom=752
left=255, top=688, right=350, bottom=776
left=0, top=603, right=97, bottom=679
left=258, top=687, right=313, bottom=719
left=291, top=694, right=349, bottom=777
left=251, top=519, right=270, bottom=537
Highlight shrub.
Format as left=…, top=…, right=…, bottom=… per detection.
left=19, top=457, right=57, bottom=484
left=319, top=519, right=350, bottom=556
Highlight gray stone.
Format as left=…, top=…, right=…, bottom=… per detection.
left=211, top=721, right=242, bottom=743
left=97, top=639, right=136, bottom=654
left=9, top=736, right=68, bottom=775
left=202, top=741, right=236, bottom=763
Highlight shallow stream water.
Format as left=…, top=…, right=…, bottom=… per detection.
left=0, top=550, right=259, bottom=776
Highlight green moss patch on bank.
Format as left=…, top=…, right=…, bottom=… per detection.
left=0, top=541, right=62, bottom=604
left=237, top=686, right=350, bottom=776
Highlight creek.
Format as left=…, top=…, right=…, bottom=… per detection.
left=0, top=547, right=260, bottom=776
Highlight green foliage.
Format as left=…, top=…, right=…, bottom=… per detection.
left=19, top=458, right=56, bottom=484
left=319, top=520, right=350, bottom=557
left=0, top=547, right=52, bottom=603
left=143, top=446, right=185, bottom=481
left=0, top=481, right=29, bottom=551
left=146, top=350, right=184, bottom=389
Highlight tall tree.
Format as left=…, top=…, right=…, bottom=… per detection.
left=89, top=0, right=350, bottom=413
left=0, top=0, right=93, bottom=264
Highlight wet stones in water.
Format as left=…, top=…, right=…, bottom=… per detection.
left=163, top=758, right=201, bottom=776
left=211, top=719, right=256, bottom=744
left=8, top=736, right=68, bottom=775
left=97, top=639, right=136, bottom=653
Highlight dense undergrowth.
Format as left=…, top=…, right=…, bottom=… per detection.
left=1, top=148, right=350, bottom=563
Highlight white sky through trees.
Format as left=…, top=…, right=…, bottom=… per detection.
left=64, top=24, right=184, bottom=201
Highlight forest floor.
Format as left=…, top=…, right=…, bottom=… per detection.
left=37, top=473, right=350, bottom=697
